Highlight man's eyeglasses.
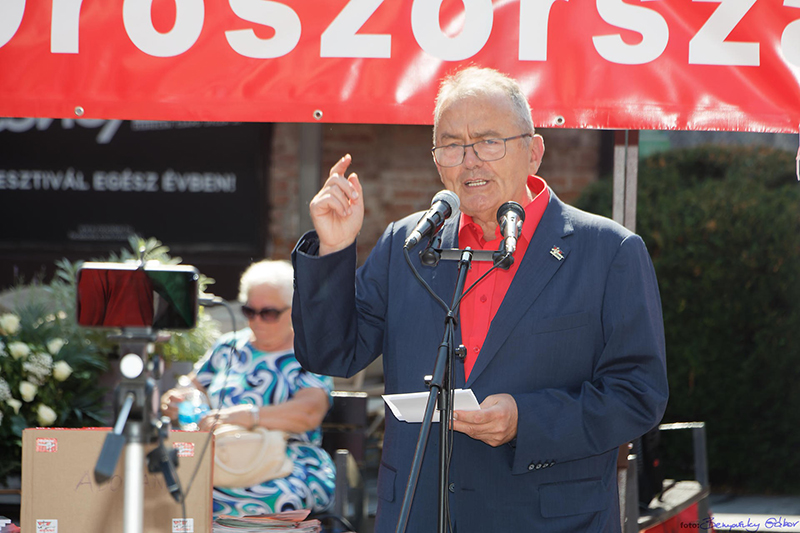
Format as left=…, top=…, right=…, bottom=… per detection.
left=432, top=133, right=533, bottom=168
left=241, top=305, right=290, bottom=322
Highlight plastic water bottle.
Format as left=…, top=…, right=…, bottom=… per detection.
left=177, top=389, right=210, bottom=431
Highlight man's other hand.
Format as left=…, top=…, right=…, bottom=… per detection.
left=451, top=393, right=519, bottom=447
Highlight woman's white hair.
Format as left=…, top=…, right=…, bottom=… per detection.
left=238, top=260, right=294, bottom=306
left=433, top=66, right=534, bottom=143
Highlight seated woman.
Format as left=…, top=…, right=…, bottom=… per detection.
left=161, top=259, right=335, bottom=517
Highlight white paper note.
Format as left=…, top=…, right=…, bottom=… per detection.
left=382, top=389, right=480, bottom=423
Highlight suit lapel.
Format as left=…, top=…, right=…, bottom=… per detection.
left=466, top=191, right=574, bottom=387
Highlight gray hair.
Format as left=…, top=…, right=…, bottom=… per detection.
left=433, top=66, right=534, bottom=143
left=238, top=260, right=294, bottom=306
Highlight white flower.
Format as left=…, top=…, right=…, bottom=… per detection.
left=37, top=404, right=57, bottom=426
left=6, top=398, right=22, bottom=414
left=19, top=380, right=38, bottom=402
left=24, top=353, right=53, bottom=383
left=0, top=378, right=9, bottom=401
left=47, top=338, right=65, bottom=355
left=53, top=360, right=73, bottom=381
left=0, top=313, right=20, bottom=335
left=8, top=341, right=31, bottom=360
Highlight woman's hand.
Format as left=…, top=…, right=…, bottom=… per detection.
left=195, top=388, right=330, bottom=434
left=160, top=388, right=191, bottom=421
left=159, top=374, right=206, bottom=421
left=197, top=404, right=255, bottom=432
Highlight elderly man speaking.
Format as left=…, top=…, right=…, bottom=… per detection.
left=292, top=66, right=668, bottom=533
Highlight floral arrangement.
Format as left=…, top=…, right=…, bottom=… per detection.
left=0, top=236, right=220, bottom=485
left=0, top=304, right=107, bottom=483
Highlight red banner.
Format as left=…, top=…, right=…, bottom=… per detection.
left=1, top=0, right=799, bottom=132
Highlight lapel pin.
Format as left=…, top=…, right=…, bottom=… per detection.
left=549, top=246, right=564, bottom=261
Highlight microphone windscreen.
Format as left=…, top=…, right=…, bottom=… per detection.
left=496, top=201, right=525, bottom=225
left=432, top=189, right=460, bottom=214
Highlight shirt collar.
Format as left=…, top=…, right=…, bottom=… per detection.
left=458, top=175, right=549, bottom=244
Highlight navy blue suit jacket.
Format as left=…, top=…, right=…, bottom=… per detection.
left=292, top=190, right=668, bottom=532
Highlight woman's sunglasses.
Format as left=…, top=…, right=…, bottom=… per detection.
left=240, top=305, right=290, bottom=322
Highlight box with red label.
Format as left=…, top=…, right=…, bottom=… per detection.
left=21, top=428, right=213, bottom=533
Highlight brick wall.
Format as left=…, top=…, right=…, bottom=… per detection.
left=268, top=123, right=604, bottom=261
left=268, top=122, right=303, bottom=259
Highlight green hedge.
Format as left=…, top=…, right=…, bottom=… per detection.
left=574, top=144, right=800, bottom=493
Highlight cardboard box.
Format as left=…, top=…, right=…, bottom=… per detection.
left=21, top=428, right=213, bottom=533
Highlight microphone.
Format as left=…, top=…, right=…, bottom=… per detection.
left=497, top=201, right=525, bottom=256
left=404, top=190, right=460, bottom=250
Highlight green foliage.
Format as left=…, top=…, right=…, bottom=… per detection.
left=575, top=144, right=800, bottom=493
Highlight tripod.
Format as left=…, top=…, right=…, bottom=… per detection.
left=93, top=328, right=182, bottom=533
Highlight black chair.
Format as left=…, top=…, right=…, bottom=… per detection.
left=315, top=391, right=369, bottom=533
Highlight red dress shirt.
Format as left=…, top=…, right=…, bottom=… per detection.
left=458, top=175, right=550, bottom=380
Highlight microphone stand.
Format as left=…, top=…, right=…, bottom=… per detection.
left=397, top=234, right=515, bottom=533
left=396, top=247, right=476, bottom=533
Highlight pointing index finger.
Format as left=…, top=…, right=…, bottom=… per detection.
left=330, top=154, right=353, bottom=180
left=329, top=154, right=360, bottom=201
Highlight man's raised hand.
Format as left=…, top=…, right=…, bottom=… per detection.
left=309, top=154, right=364, bottom=255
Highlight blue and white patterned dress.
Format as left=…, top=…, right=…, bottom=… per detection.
left=193, top=329, right=336, bottom=517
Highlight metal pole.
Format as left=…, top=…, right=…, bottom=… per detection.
left=625, top=453, right=639, bottom=533
left=692, top=424, right=709, bottom=489
left=124, top=442, right=145, bottom=533
left=613, top=131, right=627, bottom=227
left=299, top=123, right=323, bottom=235
left=612, top=130, right=639, bottom=233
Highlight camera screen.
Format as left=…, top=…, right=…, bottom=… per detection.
left=76, top=262, right=199, bottom=330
